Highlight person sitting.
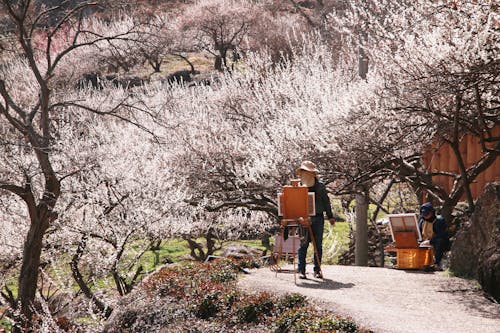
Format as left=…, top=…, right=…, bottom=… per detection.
left=419, top=202, right=451, bottom=271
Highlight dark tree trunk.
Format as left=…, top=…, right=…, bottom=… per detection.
left=220, top=49, right=228, bottom=71
left=206, top=229, right=216, bottom=257
left=173, top=54, right=196, bottom=74
left=370, top=179, right=393, bottom=267
left=147, top=58, right=162, bottom=73
left=15, top=179, right=58, bottom=328
left=214, top=55, right=223, bottom=72
left=17, top=214, right=47, bottom=328
left=186, top=238, right=206, bottom=261
left=261, top=233, right=271, bottom=250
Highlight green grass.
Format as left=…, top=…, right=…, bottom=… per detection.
left=213, top=239, right=269, bottom=256
left=322, top=221, right=350, bottom=264
left=161, top=53, right=213, bottom=74
left=0, top=318, right=12, bottom=331
left=138, top=239, right=191, bottom=272
left=235, top=239, right=268, bottom=250
left=122, top=52, right=214, bottom=81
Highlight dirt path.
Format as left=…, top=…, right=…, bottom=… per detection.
left=237, top=265, right=500, bottom=333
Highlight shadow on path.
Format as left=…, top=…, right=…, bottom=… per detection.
left=402, top=270, right=436, bottom=275
left=296, top=278, right=355, bottom=290
left=436, top=281, right=499, bottom=319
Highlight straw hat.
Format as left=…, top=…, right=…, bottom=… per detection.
left=296, top=160, right=318, bottom=174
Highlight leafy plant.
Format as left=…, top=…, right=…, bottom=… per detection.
left=194, top=291, right=222, bottom=319
left=276, top=293, right=308, bottom=312
left=313, top=315, right=359, bottom=333
left=273, top=308, right=314, bottom=333
left=235, top=292, right=275, bottom=323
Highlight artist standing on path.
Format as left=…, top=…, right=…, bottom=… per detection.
left=296, top=161, right=335, bottom=279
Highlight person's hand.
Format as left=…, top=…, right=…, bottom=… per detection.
left=328, top=218, right=335, bottom=226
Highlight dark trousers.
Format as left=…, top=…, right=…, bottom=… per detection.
left=432, top=238, right=450, bottom=265
left=298, top=216, right=324, bottom=273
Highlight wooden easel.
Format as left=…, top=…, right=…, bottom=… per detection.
left=272, top=180, right=323, bottom=282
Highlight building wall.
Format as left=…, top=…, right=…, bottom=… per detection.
left=422, top=126, right=500, bottom=200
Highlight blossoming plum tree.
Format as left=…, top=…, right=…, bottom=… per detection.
left=1, top=0, right=497, bottom=329
left=328, top=0, right=499, bottom=219
left=179, top=0, right=260, bottom=71
left=0, top=1, right=160, bottom=329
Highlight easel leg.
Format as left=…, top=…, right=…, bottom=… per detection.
left=293, top=233, right=297, bottom=283
left=276, top=227, right=284, bottom=277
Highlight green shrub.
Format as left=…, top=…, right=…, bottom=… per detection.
left=223, top=290, right=240, bottom=309
left=149, top=269, right=189, bottom=299
left=120, top=310, right=138, bottom=328
left=235, top=292, right=275, bottom=324
left=273, top=308, right=314, bottom=333
left=237, top=257, right=262, bottom=269
left=209, top=266, right=237, bottom=283
left=144, top=259, right=239, bottom=297
left=236, top=303, right=260, bottom=323
left=195, top=291, right=222, bottom=319
left=313, top=315, right=359, bottom=333
left=277, top=293, right=308, bottom=312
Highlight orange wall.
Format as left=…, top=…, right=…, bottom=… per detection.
left=422, top=126, right=500, bottom=199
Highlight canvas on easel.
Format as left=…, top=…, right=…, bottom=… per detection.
left=278, top=192, right=316, bottom=216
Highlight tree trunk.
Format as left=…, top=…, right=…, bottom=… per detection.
left=450, top=141, right=475, bottom=213
left=70, top=235, right=113, bottom=318
left=370, top=180, right=393, bottom=267
left=358, top=31, right=368, bottom=80
left=355, top=189, right=369, bottom=266
left=152, top=61, right=161, bottom=73
left=214, top=56, right=223, bottom=72
left=174, top=54, right=196, bottom=74
left=221, top=50, right=228, bottom=71
left=17, top=216, right=46, bottom=329
left=206, top=229, right=216, bottom=257
left=355, top=32, right=369, bottom=267
left=15, top=160, right=60, bottom=329
left=186, top=238, right=206, bottom=261
left=450, top=93, right=475, bottom=213
left=261, top=233, right=271, bottom=251
left=440, top=197, right=455, bottom=225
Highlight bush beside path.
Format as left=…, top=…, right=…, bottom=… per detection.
left=238, top=265, right=500, bottom=333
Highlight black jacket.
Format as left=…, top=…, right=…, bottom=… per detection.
left=430, top=216, right=449, bottom=245
left=309, top=179, right=333, bottom=219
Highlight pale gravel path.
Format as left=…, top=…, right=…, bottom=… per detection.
left=238, top=265, right=500, bottom=333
